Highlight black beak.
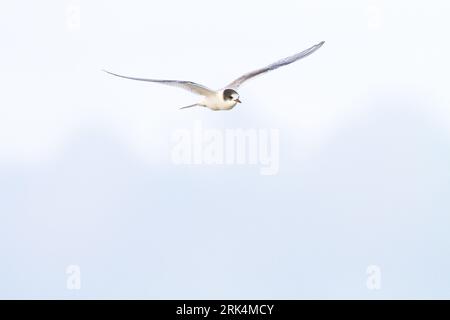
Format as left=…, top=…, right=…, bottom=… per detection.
left=236, top=99, right=242, bottom=103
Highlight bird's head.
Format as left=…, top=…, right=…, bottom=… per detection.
left=223, top=89, right=242, bottom=104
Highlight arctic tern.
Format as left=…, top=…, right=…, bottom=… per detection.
left=104, top=41, right=325, bottom=111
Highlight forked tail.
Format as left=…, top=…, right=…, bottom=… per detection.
left=180, top=104, right=201, bottom=110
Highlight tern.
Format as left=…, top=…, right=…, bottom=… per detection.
left=104, top=41, right=324, bottom=111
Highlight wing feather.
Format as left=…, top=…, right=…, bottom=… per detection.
left=103, top=70, right=216, bottom=97
left=225, top=41, right=325, bottom=90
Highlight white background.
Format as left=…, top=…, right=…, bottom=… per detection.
left=1, top=0, right=450, bottom=298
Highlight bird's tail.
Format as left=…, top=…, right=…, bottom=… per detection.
left=180, top=104, right=200, bottom=110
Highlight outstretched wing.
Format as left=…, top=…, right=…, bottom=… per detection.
left=225, top=41, right=325, bottom=90
left=103, top=70, right=216, bottom=97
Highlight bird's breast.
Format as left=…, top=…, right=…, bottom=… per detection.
left=202, top=93, right=236, bottom=111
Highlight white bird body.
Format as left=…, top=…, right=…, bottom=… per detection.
left=104, top=41, right=324, bottom=111
left=199, top=90, right=238, bottom=111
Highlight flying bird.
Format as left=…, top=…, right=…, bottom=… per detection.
left=104, top=41, right=325, bottom=111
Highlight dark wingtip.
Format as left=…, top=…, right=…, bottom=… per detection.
left=102, top=69, right=122, bottom=78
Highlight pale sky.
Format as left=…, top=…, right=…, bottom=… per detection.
left=1, top=0, right=450, bottom=298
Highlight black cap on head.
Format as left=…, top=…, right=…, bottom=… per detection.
left=223, top=89, right=238, bottom=101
